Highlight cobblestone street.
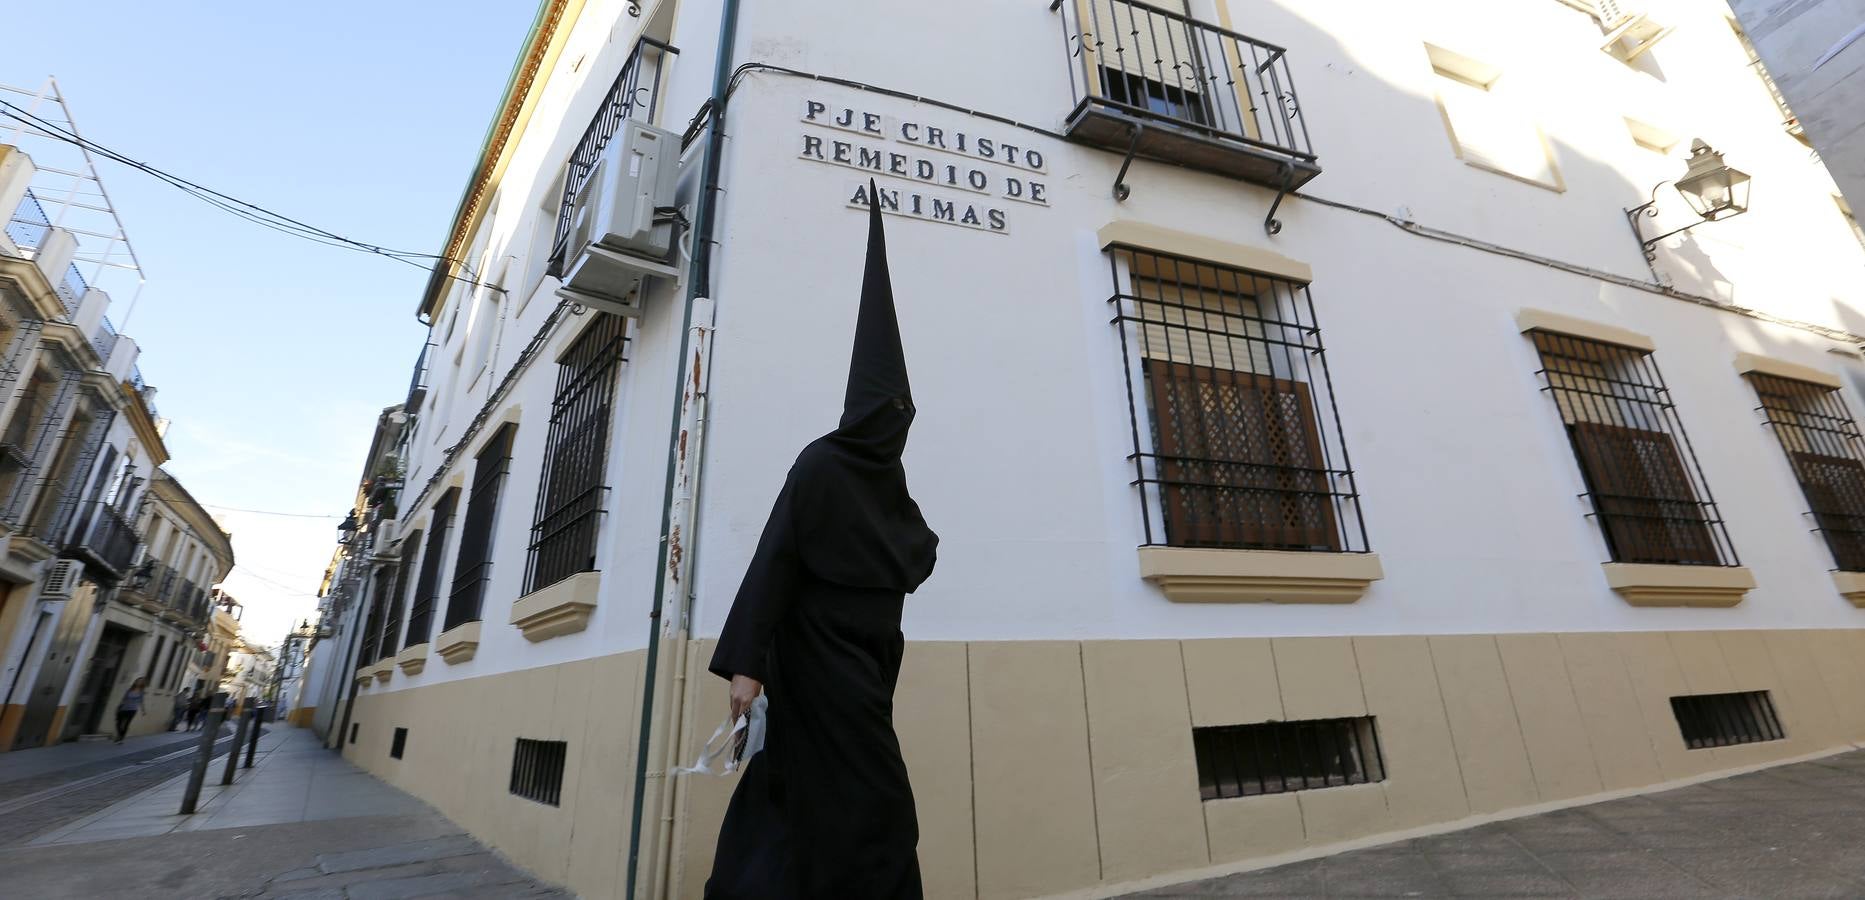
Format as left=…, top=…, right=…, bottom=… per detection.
left=0, top=727, right=559, bottom=899
left=1133, top=748, right=1865, bottom=899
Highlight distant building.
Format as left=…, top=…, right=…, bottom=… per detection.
left=1726, top=0, right=1865, bottom=223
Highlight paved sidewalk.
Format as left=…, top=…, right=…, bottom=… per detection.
left=0, top=726, right=562, bottom=899
left=0, top=725, right=211, bottom=789
left=1134, top=747, right=1865, bottom=899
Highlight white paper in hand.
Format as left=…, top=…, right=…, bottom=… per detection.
left=673, top=694, right=767, bottom=776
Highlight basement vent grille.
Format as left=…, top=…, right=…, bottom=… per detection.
left=390, top=727, right=408, bottom=760
left=349, top=723, right=359, bottom=745
left=510, top=738, right=568, bottom=807
left=1670, top=690, right=1785, bottom=749
left=1193, top=716, right=1386, bottom=800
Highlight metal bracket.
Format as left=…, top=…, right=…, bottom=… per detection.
left=1264, top=163, right=1296, bottom=236
left=1112, top=123, right=1144, bottom=202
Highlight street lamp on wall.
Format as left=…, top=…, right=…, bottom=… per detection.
left=1626, top=139, right=1752, bottom=275
left=336, top=511, right=358, bottom=546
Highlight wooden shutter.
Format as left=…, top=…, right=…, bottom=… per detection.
left=1570, top=422, right=1718, bottom=564
left=1145, top=359, right=1338, bottom=550
left=1791, top=451, right=1865, bottom=571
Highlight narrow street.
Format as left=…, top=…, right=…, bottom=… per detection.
left=0, top=726, right=560, bottom=899
left=0, top=726, right=237, bottom=847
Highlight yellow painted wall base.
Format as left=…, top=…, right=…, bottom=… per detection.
left=288, top=706, right=317, bottom=728
left=344, top=629, right=1865, bottom=900
left=0, top=703, right=23, bottom=749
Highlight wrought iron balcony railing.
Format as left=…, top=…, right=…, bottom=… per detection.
left=6, top=191, right=50, bottom=251
left=406, top=342, right=435, bottom=416
left=68, top=500, right=139, bottom=579
left=93, top=316, right=118, bottom=364
left=545, top=37, right=678, bottom=277
left=1052, top=0, right=1318, bottom=199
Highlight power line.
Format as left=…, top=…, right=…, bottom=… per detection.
left=202, top=503, right=344, bottom=520
left=0, top=99, right=504, bottom=294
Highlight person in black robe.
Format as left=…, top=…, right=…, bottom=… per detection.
left=705, top=180, right=939, bottom=900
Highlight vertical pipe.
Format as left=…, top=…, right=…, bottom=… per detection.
left=627, top=1, right=743, bottom=897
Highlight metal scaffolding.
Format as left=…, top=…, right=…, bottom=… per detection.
left=0, top=77, right=148, bottom=327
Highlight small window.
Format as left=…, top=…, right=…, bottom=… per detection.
left=1427, top=44, right=1561, bottom=189
left=510, top=738, right=568, bottom=807
left=390, top=726, right=408, bottom=759
left=1084, top=0, right=1211, bottom=127
left=405, top=491, right=458, bottom=648
left=446, top=425, right=516, bottom=629
left=1527, top=331, right=1737, bottom=566
left=1193, top=717, right=1386, bottom=800
left=1106, top=246, right=1368, bottom=552
left=349, top=722, right=359, bottom=745
left=1670, top=691, right=1784, bottom=749
left=1745, top=372, right=1865, bottom=571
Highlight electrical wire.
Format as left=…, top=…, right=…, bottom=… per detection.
left=201, top=503, right=345, bottom=520
left=0, top=99, right=504, bottom=294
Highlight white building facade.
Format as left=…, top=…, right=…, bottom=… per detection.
left=335, top=2, right=1865, bottom=898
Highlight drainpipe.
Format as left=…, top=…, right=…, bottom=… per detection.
left=626, top=0, right=742, bottom=896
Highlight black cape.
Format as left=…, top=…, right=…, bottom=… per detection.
left=706, top=181, right=937, bottom=899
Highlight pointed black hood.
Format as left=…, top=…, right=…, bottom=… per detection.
left=781, top=180, right=938, bottom=592
left=831, top=179, right=915, bottom=462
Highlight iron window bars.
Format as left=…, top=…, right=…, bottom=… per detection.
left=546, top=37, right=678, bottom=277
left=1745, top=372, right=1865, bottom=571
left=1670, top=690, right=1785, bottom=750
left=1051, top=0, right=1315, bottom=164
left=405, top=490, right=458, bottom=646
left=358, top=567, right=391, bottom=666
left=1106, top=246, right=1367, bottom=552
left=1193, top=717, right=1385, bottom=800
left=446, top=425, right=515, bottom=631
left=384, top=529, right=421, bottom=653
left=1527, top=331, right=1737, bottom=567
left=510, top=738, right=568, bottom=807
left=390, top=726, right=408, bottom=760
left=527, top=313, right=628, bottom=593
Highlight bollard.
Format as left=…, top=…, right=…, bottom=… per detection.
left=222, top=705, right=250, bottom=786
left=179, top=702, right=227, bottom=815
left=244, top=706, right=262, bottom=768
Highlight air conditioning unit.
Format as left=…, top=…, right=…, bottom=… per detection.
left=556, top=119, right=683, bottom=318
left=41, top=559, right=83, bottom=599
left=1595, top=0, right=1674, bottom=62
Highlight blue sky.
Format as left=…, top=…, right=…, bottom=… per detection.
left=5, top=2, right=539, bottom=645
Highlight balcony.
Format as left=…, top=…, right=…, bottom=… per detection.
left=68, top=500, right=139, bottom=580
left=405, top=342, right=435, bottom=415
left=92, top=316, right=118, bottom=364
left=8, top=190, right=88, bottom=316
left=1052, top=0, right=1319, bottom=195
left=545, top=37, right=678, bottom=277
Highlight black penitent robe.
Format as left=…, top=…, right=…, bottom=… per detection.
left=706, top=179, right=937, bottom=899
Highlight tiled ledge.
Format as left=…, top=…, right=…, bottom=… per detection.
left=1138, top=547, right=1383, bottom=603
left=1833, top=571, right=1865, bottom=608
left=510, top=571, right=600, bottom=642
left=395, top=643, right=429, bottom=675
left=1603, top=563, right=1755, bottom=607
left=435, top=622, right=481, bottom=665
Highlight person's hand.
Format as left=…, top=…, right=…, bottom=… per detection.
left=729, top=674, right=763, bottom=721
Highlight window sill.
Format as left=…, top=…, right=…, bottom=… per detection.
left=370, top=659, right=395, bottom=684
left=353, top=666, right=373, bottom=687
left=395, top=643, right=429, bottom=675
left=1832, top=571, right=1865, bottom=608
left=1138, top=547, right=1383, bottom=604
left=435, top=621, right=482, bottom=664
left=1602, top=563, right=1755, bottom=607
left=510, top=571, right=600, bottom=642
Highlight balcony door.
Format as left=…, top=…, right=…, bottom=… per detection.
left=1079, top=0, right=1215, bottom=128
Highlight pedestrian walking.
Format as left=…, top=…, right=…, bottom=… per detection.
left=705, top=185, right=938, bottom=900
left=114, top=678, right=146, bottom=743
left=170, top=688, right=192, bottom=731
left=186, top=692, right=206, bottom=731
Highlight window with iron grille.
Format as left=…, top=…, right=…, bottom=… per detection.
left=446, top=425, right=515, bottom=630
left=1106, top=246, right=1367, bottom=552
left=358, top=567, right=389, bottom=665
left=390, top=726, right=408, bottom=760
left=388, top=529, right=423, bottom=649
left=375, top=551, right=412, bottom=663
left=527, top=313, right=627, bottom=593
left=510, top=738, right=568, bottom=807
left=1527, top=331, right=1737, bottom=566
left=1670, top=691, right=1784, bottom=749
left=1746, top=373, right=1865, bottom=571
left=1193, top=717, right=1385, bottom=800
left=406, top=490, right=458, bottom=645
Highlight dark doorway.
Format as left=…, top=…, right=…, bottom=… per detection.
left=68, top=624, right=133, bottom=739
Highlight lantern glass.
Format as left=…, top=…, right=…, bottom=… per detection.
left=1673, top=140, right=1751, bottom=222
